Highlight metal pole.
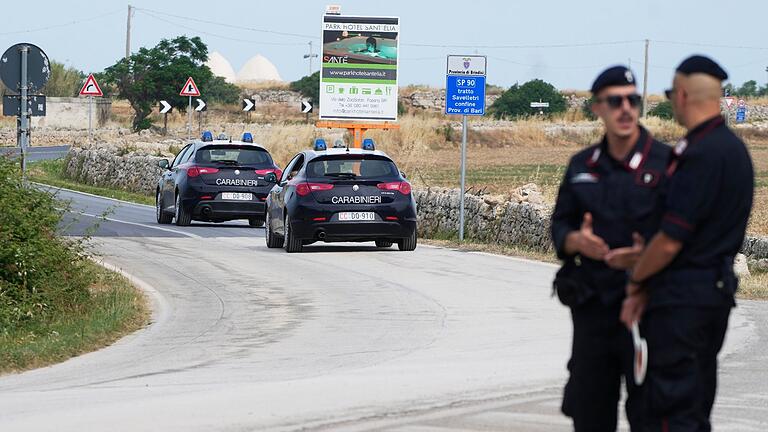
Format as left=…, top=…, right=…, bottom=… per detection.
left=19, top=45, right=29, bottom=178
left=642, top=39, right=649, bottom=118
left=125, top=5, right=132, bottom=59
left=187, top=96, right=192, bottom=140
left=459, top=114, right=467, bottom=241
left=88, top=96, right=93, bottom=142
left=309, top=41, right=313, bottom=75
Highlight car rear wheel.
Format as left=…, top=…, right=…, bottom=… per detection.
left=249, top=218, right=265, bottom=227
left=174, top=193, right=192, bottom=226
left=397, top=230, right=417, bottom=251
left=265, top=218, right=283, bottom=248
left=375, top=240, right=393, bottom=248
left=156, top=191, right=172, bottom=224
left=283, top=216, right=302, bottom=253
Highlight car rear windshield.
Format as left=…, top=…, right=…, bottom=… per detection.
left=195, top=146, right=273, bottom=166
left=306, top=155, right=399, bottom=179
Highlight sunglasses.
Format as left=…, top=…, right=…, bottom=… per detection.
left=595, top=94, right=642, bottom=109
left=664, top=88, right=676, bottom=99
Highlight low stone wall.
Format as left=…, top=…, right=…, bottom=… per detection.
left=62, top=147, right=768, bottom=260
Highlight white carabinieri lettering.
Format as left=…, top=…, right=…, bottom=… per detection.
left=331, top=195, right=382, bottom=204
left=216, top=178, right=259, bottom=186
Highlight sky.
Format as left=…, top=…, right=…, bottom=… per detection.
left=2, top=0, right=768, bottom=94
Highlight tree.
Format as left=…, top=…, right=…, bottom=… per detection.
left=206, top=76, right=241, bottom=104
left=736, top=80, right=759, bottom=97
left=290, top=72, right=320, bottom=107
left=43, top=61, right=86, bottom=97
left=648, top=100, right=674, bottom=119
left=490, top=79, right=567, bottom=119
left=102, top=36, right=213, bottom=131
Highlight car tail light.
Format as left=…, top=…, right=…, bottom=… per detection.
left=377, top=181, right=411, bottom=194
left=385, top=216, right=399, bottom=221
left=187, top=166, right=219, bottom=177
left=255, top=168, right=283, bottom=178
left=296, top=182, right=334, bottom=197
left=200, top=195, right=213, bottom=200
left=312, top=217, right=327, bottom=221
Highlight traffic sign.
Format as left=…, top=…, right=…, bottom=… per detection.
left=195, top=98, right=206, bottom=112
left=179, top=77, right=200, bottom=97
left=530, top=102, right=550, bottom=108
left=736, top=106, right=747, bottom=123
left=445, top=75, right=486, bottom=115
left=723, top=97, right=735, bottom=108
left=3, top=95, right=45, bottom=116
left=0, top=43, right=50, bottom=93
left=79, top=74, right=103, bottom=96
left=242, top=98, right=255, bottom=112
left=159, top=100, right=172, bottom=114
left=738, top=98, right=746, bottom=108
left=301, top=101, right=313, bottom=113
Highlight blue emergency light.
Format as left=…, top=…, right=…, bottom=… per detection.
left=201, top=131, right=213, bottom=142
left=362, top=138, right=375, bottom=150
left=242, top=132, right=253, bottom=143
left=314, top=139, right=327, bottom=151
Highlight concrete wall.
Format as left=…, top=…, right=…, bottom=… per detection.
left=32, top=97, right=111, bottom=129
left=63, top=147, right=768, bottom=260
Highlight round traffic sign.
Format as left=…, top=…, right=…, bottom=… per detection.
left=0, top=43, right=51, bottom=93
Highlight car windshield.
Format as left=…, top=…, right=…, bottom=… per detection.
left=307, top=156, right=399, bottom=179
left=196, top=146, right=272, bottom=166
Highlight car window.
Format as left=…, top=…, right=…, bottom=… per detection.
left=307, top=156, right=399, bottom=179
left=195, top=146, right=273, bottom=166
left=171, top=145, right=192, bottom=168
left=280, top=155, right=300, bottom=183
left=287, top=155, right=305, bottom=181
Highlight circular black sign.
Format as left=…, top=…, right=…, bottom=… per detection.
left=0, top=43, right=51, bottom=93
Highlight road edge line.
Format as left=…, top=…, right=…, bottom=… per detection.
left=32, top=181, right=154, bottom=208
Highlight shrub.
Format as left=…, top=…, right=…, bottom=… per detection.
left=0, top=157, right=93, bottom=331
left=648, top=100, right=674, bottom=120
left=490, top=79, right=567, bottom=119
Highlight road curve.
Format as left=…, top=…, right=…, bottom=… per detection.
left=0, top=187, right=762, bottom=432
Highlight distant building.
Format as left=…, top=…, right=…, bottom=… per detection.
left=205, top=52, right=237, bottom=84
left=236, top=55, right=282, bottom=83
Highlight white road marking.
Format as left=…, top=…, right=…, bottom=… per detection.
left=74, top=210, right=201, bottom=238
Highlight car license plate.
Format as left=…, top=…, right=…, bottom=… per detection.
left=221, top=192, right=253, bottom=201
left=338, top=212, right=375, bottom=221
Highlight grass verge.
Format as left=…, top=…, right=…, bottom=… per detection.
left=0, top=260, right=149, bottom=375
left=28, top=159, right=154, bottom=206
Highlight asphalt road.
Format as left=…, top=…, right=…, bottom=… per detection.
left=0, top=187, right=764, bottom=431
left=0, top=145, right=70, bottom=161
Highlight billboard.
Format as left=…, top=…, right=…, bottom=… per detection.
left=319, top=15, right=399, bottom=121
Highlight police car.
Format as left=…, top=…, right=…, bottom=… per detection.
left=263, top=138, right=417, bottom=252
left=156, top=131, right=282, bottom=227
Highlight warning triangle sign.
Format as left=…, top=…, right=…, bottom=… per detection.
left=723, top=97, right=735, bottom=108
left=179, top=77, right=201, bottom=97
left=79, top=74, right=103, bottom=96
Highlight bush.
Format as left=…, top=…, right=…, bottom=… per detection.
left=490, top=79, right=567, bottom=119
left=290, top=72, right=320, bottom=107
left=648, top=100, right=674, bottom=120
left=0, top=157, right=93, bottom=331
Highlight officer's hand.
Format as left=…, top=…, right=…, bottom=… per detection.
left=577, top=212, right=610, bottom=260
left=604, top=232, right=645, bottom=270
left=621, top=289, right=648, bottom=329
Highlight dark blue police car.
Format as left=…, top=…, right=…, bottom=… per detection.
left=156, top=132, right=282, bottom=227
left=263, top=139, right=417, bottom=252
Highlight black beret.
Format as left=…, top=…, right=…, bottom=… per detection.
left=591, top=66, right=637, bottom=94
left=676, top=55, right=728, bottom=81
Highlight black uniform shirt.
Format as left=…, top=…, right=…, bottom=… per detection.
left=552, top=126, right=671, bottom=305
left=650, top=115, right=754, bottom=307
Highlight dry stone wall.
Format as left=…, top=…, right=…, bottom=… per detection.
left=62, top=148, right=768, bottom=260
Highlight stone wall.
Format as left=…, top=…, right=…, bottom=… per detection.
left=62, top=147, right=768, bottom=260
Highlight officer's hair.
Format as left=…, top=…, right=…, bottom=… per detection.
left=675, top=73, right=722, bottom=104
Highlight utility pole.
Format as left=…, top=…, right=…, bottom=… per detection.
left=125, top=5, right=132, bottom=59
left=303, top=41, right=318, bottom=76
left=642, top=39, right=649, bottom=118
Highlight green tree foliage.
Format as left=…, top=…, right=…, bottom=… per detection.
left=0, top=157, right=92, bottom=331
left=648, top=100, right=674, bottom=119
left=581, top=97, right=596, bottom=121
left=101, top=36, right=213, bottom=131
left=206, top=76, right=241, bottom=104
left=490, top=79, right=567, bottom=119
left=736, top=80, right=759, bottom=97
left=290, top=71, right=320, bottom=107
left=43, top=61, right=86, bottom=97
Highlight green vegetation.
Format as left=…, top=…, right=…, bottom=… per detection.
left=0, top=157, right=148, bottom=373
left=648, top=100, right=674, bottom=119
left=43, top=61, right=86, bottom=97
left=490, top=79, right=567, bottom=119
left=28, top=159, right=154, bottom=206
left=290, top=71, right=320, bottom=108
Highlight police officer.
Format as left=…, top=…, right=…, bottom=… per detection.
left=551, top=66, right=671, bottom=431
left=620, top=55, right=754, bottom=431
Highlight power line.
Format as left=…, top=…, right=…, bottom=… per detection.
left=137, top=10, right=307, bottom=46
left=652, top=40, right=768, bottom=50
left=0, top=9, right=122, bottom=36
left=403, top=40, right=644, bottom=49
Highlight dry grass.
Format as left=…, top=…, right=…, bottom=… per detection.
left=739, top=271, right=768, bottom=299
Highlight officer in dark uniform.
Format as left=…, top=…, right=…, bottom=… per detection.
left=621, top=55, right=754, bottom=431
left=551, top=66, right=671, bottom=431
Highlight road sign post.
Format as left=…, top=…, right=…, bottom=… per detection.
left=19, top=46, right=29, bottom=176
left=446, top=55, right=487, bottom=241
left=179, top=77, right=201, bottom=140
left=79, top=74, right=104, bottom=143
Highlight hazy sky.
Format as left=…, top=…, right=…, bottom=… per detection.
left=3, top=0, right=767, bottom=93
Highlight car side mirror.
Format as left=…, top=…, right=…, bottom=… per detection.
left=400, top=171, right=407, bottom=179
left=158, top=159, right=170, bottom=169
left=264, top=172, right=278, bottom=184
